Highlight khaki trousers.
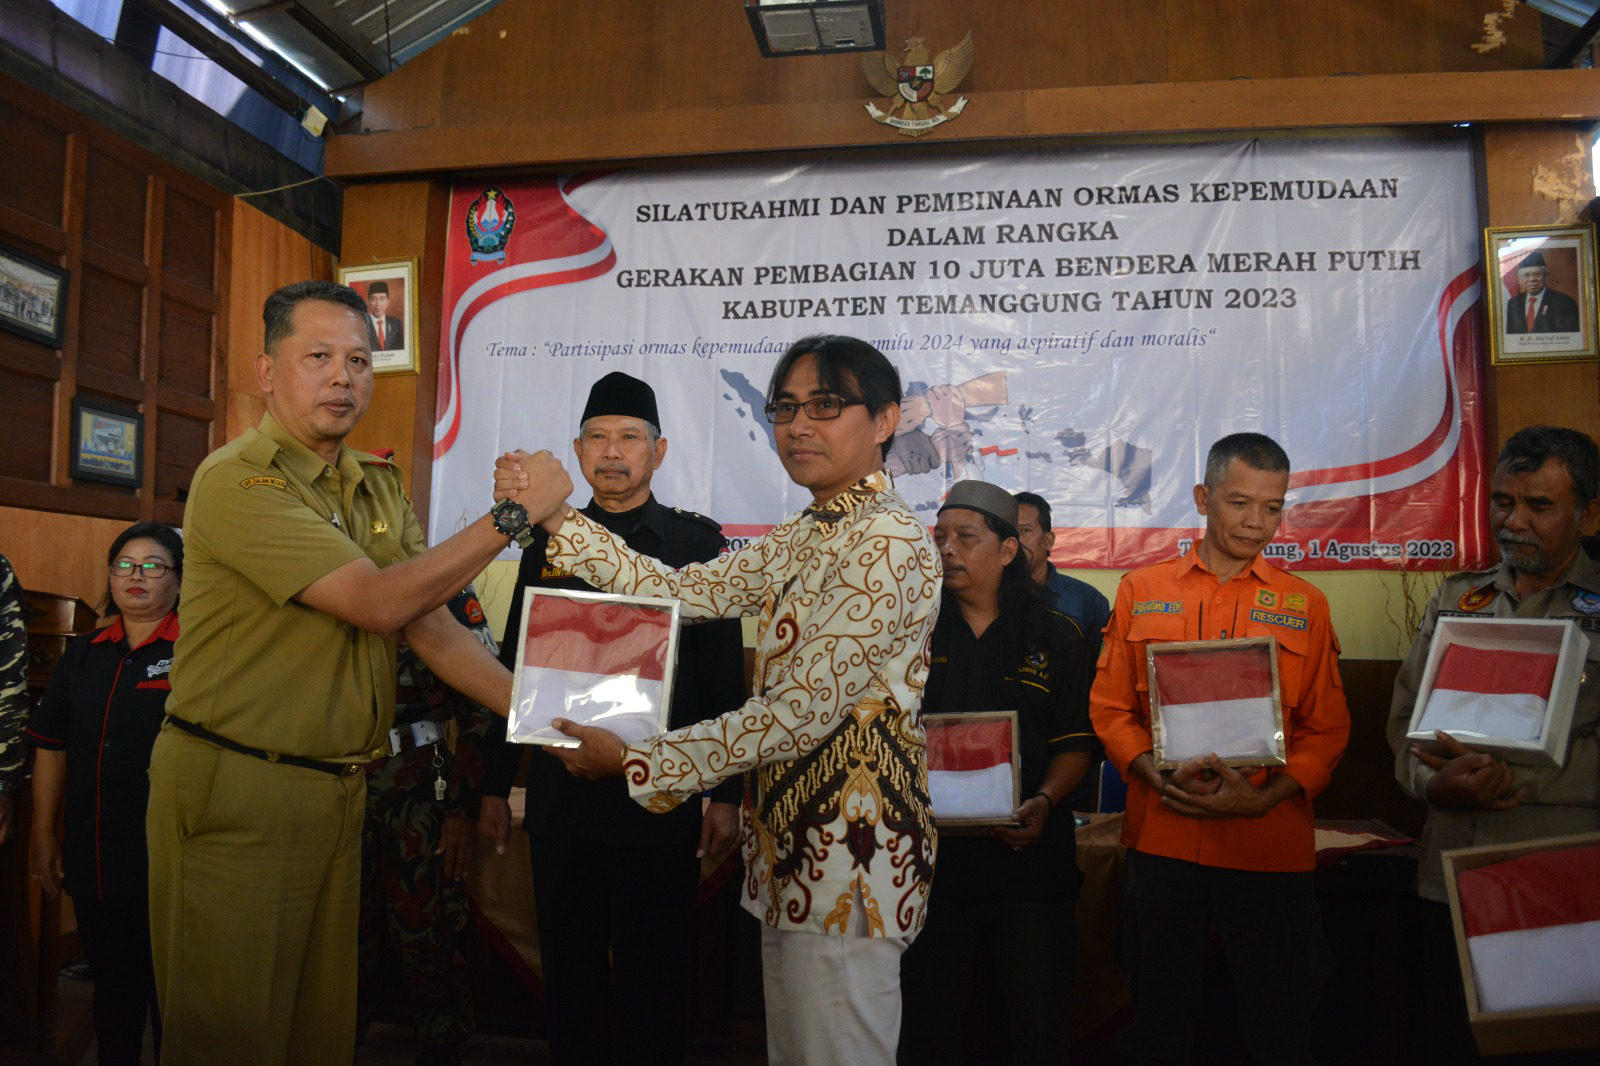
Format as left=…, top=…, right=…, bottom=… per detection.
left=146, top=728, right=366, bottom=1065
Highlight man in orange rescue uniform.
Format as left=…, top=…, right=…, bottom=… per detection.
left=1090, top=432, right=1349, bottom=1065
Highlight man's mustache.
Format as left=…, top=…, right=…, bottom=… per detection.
left=593, top=462, right=631, bottom=477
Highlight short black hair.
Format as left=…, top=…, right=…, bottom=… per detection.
left=263, top=281, right=366, bottom=354
left=1204, top=432, right=1291, bottom=489
left=1014, top=491, right=1052, bottom=530
left=767, top=335, right=902, bottom=461
left=1498, top=425, right=1599, bottom=510
left=103, top=521, right=184, bottom=616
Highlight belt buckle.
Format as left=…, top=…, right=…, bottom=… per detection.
left=343, top=763, right=363, bottom=777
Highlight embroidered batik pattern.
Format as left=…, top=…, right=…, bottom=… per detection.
left=547, top=471, right=941, bottom=936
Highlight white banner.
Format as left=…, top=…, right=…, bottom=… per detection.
left=435, top=137, right=1489, bottom=570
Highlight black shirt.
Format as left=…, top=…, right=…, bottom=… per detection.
left=484, top=494, right=747, bottom=843
left=25, top=613, right=178, bottom=899
left=922, top=602, right=1097, bottom=900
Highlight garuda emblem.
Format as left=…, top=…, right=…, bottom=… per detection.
left=863, top=32, right=973, bottom=138
left=466, top=187, right=515, bottom=265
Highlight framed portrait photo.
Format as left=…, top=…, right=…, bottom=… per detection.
left=0, top=242, right=69, bottom=348
left=1484, top=223, right=1598, bottom=365
left=69, top=397, right=143, bottom=487
left=338, top=257, right=420, bottom=375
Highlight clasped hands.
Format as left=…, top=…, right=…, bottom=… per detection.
left=1410, top=730, right=1526, bottom=812
left=494, top=449, right=571, bottom=533
left=1132, top=751, right=1277, bottom=819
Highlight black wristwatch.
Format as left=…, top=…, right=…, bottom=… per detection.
left=489, top=498, right=536, bottom=548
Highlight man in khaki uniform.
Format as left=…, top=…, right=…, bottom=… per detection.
left=146, top=281, right=570, bottom=1065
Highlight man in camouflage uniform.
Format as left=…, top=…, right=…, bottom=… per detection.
left=358, top=586, right=497, bottom=1066
left=0, top=554, right=28, bottom=846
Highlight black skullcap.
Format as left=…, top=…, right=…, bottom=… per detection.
left=939, top=479, right=1019, bottom=531
left=1519, top=251, right=1548, bottom=270
left=368, top=280, right=389, bottom=295
left=581, top=372, right=660, bottom=431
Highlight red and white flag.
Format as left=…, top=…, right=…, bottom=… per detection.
left=925, top=716, right=1016, bottom=820
left=1457, top=844, right=1600, bottom=1013
left=1418, top=644, right=1557, bottom=742
left=1153, top=645, right=1278, bottom=762
left=510, top=594, right=672, bottom=745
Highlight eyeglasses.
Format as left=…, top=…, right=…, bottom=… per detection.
left=109, top=560, right=174, bottom=578
left=763, top=397, right=865, bottom=424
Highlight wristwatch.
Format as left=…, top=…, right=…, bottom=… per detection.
left=489, top=498, right=536, bottom=548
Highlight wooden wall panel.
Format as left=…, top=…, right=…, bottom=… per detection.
left=0, top=100, right=67, bottom=227
left=82, top=148, right=147, bottom=261
left=1482, top=124, right=1600, bottom=452
left=77, top=266, right=143, bottom=379
left=163, top=189, right=218, bottom=292
left=0, top=505, right=128, bottom=612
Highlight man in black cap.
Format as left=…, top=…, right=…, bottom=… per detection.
left=364, top=280, right=404, bottom=351
left=477, top=371, right=746, bottom=1066
left=1505, top=250, right=1580, bottom=334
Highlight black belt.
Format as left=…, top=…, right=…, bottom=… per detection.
left=166, top=716, right=368, bottom=777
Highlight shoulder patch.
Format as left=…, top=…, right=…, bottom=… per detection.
left=240, top=476, right=287, bottom=491
left=1250, top=607, right=1308, bottom=631
left=1283, top=592, right=1307, bottom=613
left=1132, top=599, right=1183, bottom=616
left=1254, top=588, right=1279, bottom=610
left=671, top=507, right=723, bottom=533
left=1571, top=590, right=1600, bottom=616
left=1457, top=585, right=1497, bottom=612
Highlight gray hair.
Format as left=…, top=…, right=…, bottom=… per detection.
left=1203, top=432, right=1291, bottom=489
left=578, top=416, right=660, bottom=444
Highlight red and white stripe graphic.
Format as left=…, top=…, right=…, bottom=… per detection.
left=1418, top=645, right=1557, bottom=743
left=1456, top=845, right=1600, bottom=1013
left=511, top=595, right=671, bottom=744
left=925, top=717, right=1016, bottom=820
left=1153, top=645, right=1278, bottom=762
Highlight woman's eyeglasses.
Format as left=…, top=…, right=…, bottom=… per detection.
left=109, top=560, right=174, bottom=578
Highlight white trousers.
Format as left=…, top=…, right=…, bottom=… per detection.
left=760, top=922, right=910, bottom=1066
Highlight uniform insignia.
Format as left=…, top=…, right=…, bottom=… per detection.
left=541, top=564, right=573, bottom=580
left=466, top=187, right=516, bottom=265
left=464, top=596, right=486, bottom=625
left=1132, top=600, right=1183, bottom=616
left=1457, top=586, right=1497, bottom=612
left=862, top=32, right=973, bottom=137
left=1572, top=590, right=1600, bottom=616
left=1026, top=648, right=1047, bottom=667
left=1250, top=608, right=1308, bottom=631
left=1284, top=593, right=1307, bottom=613
left=1254, top=589, right=1279, bottom=609
left=369, top=520, right=389, bottom=535
left=240, top=476, right=287, bottom=491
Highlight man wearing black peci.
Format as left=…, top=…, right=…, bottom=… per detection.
left=477, top=371, right=746, bottom=1066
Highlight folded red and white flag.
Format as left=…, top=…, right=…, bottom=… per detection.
left=1418, top=645, right=1557, bottom=742
left=1153, top=645, right=1278, bottom=762
left=1456, top=844, right=1600, bottom=1013
left=925, top=716, right=1016, bottom=820
left=511, top=595, right=672, bottom=744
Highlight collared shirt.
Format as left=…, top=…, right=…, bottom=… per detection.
left=26, top=612, right=179, bottom=898
left=166, top=411, right=425, bottom=761
left=1042, top=564, right=1111, bottom=657
left=1090, top=550, right=1349, bottom=873
left=0, top=555, right=27, bottom=782
left=485, top=494, right=746, bottom=843
left=546, top=470, right=942, bottom=937
left=922, top=605, right=1097, bottom=900
left=1387, top=551, right=1600, bottom=902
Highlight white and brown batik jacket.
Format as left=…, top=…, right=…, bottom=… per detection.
left=546, top=470, right=941, bottom=937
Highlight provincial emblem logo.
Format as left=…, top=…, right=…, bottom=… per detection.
left=1284, top=593, right=1307, bottom=613
left=1457, top=585, right=1496, bottom=612
left=1254, top=589, right=1279, bottom=610
left=466, top=187, right=516, bottom=265
left=863, top=32, right=973, bottom=138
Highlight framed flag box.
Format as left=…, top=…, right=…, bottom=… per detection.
left=1405, top=618, right=1585, bottom=767
left=1147, top=636, right=1286, bottom=770
left=507, top=588, right=681, bottom=747
left=1443, top=832, right=1600, bottom=1056
left=923, top=711, right=1022, bottom=829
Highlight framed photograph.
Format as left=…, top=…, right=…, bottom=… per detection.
left=507, top=588, right=681, bottom=747
left=1485, top=224, right=1598, bottom=365
left=69, top=397, right=143, bottom=487
left=337, top=257, right=419, bottom=375
left=0, top=242, right=69, bottom=347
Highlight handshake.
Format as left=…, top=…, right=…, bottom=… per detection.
left=493, top=449, right=573, bottom=535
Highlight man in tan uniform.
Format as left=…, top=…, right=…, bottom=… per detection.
left=146, top=281, right=569, bottom=1065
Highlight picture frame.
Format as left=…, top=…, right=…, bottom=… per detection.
left=0, top=242, right=69, bottom=348
left=1484, top=223, right=1599, bottom=365
left=69, top=397, right=143, bottom=487
left=923, top=710, right=1023, bottom=830
left=337, top=257, right=420, bottom=375
left=1147, top=636, right=1286, bottom=769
